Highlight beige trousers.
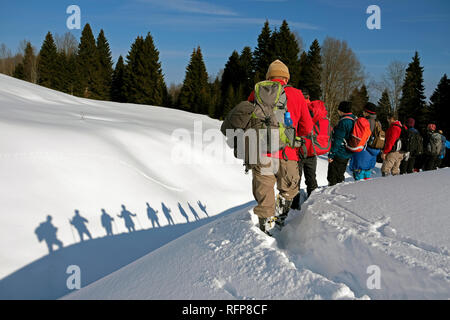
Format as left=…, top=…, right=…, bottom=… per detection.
left=252, top=157, right=300, bottom=218
left=381, top=151, right=405, bottom=176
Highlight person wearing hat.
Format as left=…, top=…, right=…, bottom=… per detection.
left=349, top=102, right=382, bottom=181
left=327, top=101, right=356, bottom=186
left=423, top=123, right=443, bottom=171
left=399, top=117, right=423, bottom=174
left=247, top=59, right=313, bottom=235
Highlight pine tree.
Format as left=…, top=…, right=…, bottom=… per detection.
left=96, top=29, right=113, bottom=100
left=298, top=39, right=322, bottom=100
left=64, top=50, right=78, bottom=95
left=253, top=20, right=274, bottom=83
left=350, top=85, right=369, bottom=116
left=377, top=89, right=392, bottom=130
left=210, top=76, right=222, bottom=119
left=54, top=51, right=69, bottom=93
left=37, top=32, right=58, bottom=89
left=111, top=55, right=127, bottom=102
left=177, top=46, right=210, bottom=114
left=398, top=51, right=427, bottom=128
left=430, top=74, right=450, bottom=135
left=13, top=63, right=25, bottom=80
left=239, top=46, right=254, bottom=98
left=271, top=20, right=301, bottom=85
left=222, top=85, right=237, bottom=118
left=22, top=42, right=36, bottom=83
left=221, top=51, right=242, bottom=101
left=124, top=33, right=167, bottom=106
left=76, top=23, right=102, bottom=99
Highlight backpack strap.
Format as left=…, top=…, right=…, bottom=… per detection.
left=340, top=115, right=356, bottom=122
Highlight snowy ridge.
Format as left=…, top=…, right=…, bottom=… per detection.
left=279, top=170, right=450, bottom=299
left=0, top=73, right=253, bottom=293
left=65, top=203, right=363, bottom=300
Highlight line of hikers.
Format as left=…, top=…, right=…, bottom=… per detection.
left=221, top=59, right=449, bottom=236
left=35, top=201, right=208, bottom=253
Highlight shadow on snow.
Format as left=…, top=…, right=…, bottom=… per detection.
left=0, top=201, right=255, bottom=300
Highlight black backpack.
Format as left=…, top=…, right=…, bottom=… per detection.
left=408, top=130, right=423, bottom=156
left=400, top=128, right=423, bottom=156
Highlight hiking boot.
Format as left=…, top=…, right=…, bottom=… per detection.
left=275, top=194, right=292, bottom=218
left=258, top=216, right=279, bottom=236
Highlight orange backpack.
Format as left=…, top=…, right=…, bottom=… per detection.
left=342, top=116, right=372, bottom=153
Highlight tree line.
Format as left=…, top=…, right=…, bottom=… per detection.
left=0, top=20, right=449, bottom=136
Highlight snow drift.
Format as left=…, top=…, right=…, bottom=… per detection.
left=66, top=169, right=449, bottom=300
left=279, top=169, right=450, bottom=299
left=0, top=74, right=253, bottom=298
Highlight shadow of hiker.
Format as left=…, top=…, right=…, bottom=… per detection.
left=146, top=203, right=161, bottom=228
left=2, top=201, right=255, bottom=300
left=162, top=202, right=175, bottom=225
left=178, top=203, right=189, bottom=223
left=118, top=204, right=137, bottom=232
left=70, top=210, right=93, bottom=242
left=197, top=200, right=208, bottom=217
left=100, top=209, right=115, bottom=236
left=34, top=215, right=64, bottom=254
left=188, top=202, right=200, bottom=221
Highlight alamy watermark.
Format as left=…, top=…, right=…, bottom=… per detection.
left=366, top=5, right=381, bottom=30
left=170, top=121, right=282, bottom=174
left=66, top=5, right=81, bottom=30
left=366, top=265, right=381, bottom=290
left=66, top=265, right=81, bottom=290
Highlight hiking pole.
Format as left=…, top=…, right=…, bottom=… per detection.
left=68, top=219, right=76, bottom=243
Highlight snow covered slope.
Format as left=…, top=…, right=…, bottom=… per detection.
left=0, top=74, right=253, bottom=297
left=2, top=74, right=448, bottom=300
left=66, top=170, right=449, bottom=300
left=65, top=202, right=362, bottom=300
left=280, top=169, right=450, bottom=299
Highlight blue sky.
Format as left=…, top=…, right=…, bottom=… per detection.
left=1, top=0, right=449, bottom=100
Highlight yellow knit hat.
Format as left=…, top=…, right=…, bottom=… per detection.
left=266, top=59, right=290, bottom=81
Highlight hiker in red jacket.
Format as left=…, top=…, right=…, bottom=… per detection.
left=381, top=113, right=404, bottom=176
left=248, top=60, right=313, bottom=234
left=291, top=90, right=321, bottom=210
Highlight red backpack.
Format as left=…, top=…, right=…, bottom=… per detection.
left=343, top=116, right=372, bottom=153
left=299, top=100, right=332, bottom=159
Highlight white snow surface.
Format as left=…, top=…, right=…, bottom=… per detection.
left=1, top=74, right=449, bottom=300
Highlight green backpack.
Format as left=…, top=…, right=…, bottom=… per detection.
left=220, top=81, right=302, bottom=163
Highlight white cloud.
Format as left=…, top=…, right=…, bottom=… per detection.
left=138, top=0, right=238, bottom=16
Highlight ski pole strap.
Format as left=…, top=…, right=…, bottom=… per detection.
left=282, top=147, right=288, bottom=161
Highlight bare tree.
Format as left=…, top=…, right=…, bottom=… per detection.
left=292, top=30, right=304, bottom=58
left=383, top=61, right=406, bottom=112
left=369, top=60, right=406, bottom=113
left=0, top=43, right=13, bottom=75
left=55, top=32, right=78, bottom=56
left=321, top=37, right=365, bottom=124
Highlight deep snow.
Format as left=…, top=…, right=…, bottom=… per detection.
left=0, top=74, right=254, bottom=298
left=1, top=74, right=448, bottom=300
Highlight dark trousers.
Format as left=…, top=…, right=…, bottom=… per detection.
left=300, top=156, right=318, bottom=196
left=291, top=156, right=318, bottom=210
left=327, top=156, right=350, bottom=186
left=400, top=156, right=416, bottom=174
left=423, top=155, right=439, bottom=171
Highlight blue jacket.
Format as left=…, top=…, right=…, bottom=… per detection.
left=349, top=147, right=380, bottom=171
left=440, top=135, right=447, bottom=159
left=329, top=113, right=356, bottom=160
